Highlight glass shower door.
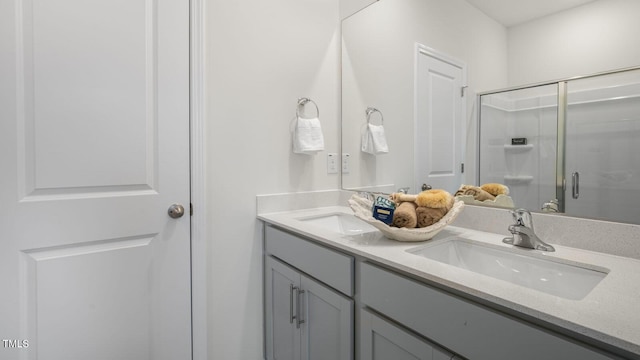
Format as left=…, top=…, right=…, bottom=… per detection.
left=478, top=84, right=558, bottom=211
left=564, top=69, right=640, bottom=224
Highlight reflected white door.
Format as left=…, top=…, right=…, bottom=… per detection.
left=0, top=0, right=191, bottom=359
left=415, top=46, right=466, bottom=193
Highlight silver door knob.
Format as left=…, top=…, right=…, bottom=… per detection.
left=168, top=204, right=185, bottom=219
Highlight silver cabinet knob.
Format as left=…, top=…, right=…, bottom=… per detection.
left=168, top=204, right=185, bottom=219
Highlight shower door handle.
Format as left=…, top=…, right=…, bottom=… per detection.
left=572, top=172, right=580, bottom=199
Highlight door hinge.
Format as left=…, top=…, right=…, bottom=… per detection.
left=461, top=85, right=468, bottom=97
left=461, top=163, right=465, bottom=173
left=190, top=203, right=193, bottom=216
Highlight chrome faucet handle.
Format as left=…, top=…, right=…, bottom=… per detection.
left=541, top=199, right=559, bottom=213
left=510, top=210, right=524, bottom=226
left=357, top=191, right=375, bottom=202
left=511, top=208, right=534, bottom=229
left=504, top=208, right=555, bottom=252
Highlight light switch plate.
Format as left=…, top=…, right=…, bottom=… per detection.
left=327, top=153, right=338, bottom=174
left=342, top=153, right=350, bottom=173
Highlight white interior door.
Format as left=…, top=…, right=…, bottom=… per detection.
left=0, top=0, right=191, bottom=359
left=415, top=45, right=466, bottom=194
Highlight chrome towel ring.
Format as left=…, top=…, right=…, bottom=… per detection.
left=366, top=107, right=384, bottom=124
left=297, top=97, right=320, bottom=118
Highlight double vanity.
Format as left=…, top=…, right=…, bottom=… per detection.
left=258, top=192, right=640, bottom=360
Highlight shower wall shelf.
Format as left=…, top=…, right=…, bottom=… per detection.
left=504, top=144, right=534, bottom=152
left=503, top=175, right=534, bottom=184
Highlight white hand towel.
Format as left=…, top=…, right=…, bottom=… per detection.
left=293, top=117, right=325, bottom=154
left=361, top=123, right=389, bottom=154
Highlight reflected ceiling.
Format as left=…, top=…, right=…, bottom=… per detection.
left=465, top=0, right=598, bottom=27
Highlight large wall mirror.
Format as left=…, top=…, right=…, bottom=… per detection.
left=341, top=0, right=640, bottom=225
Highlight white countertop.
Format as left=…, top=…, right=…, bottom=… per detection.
left=258, top=205, right=640, bottom=358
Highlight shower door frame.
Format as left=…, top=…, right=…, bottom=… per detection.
left=477, top=65, right=640, bottom=217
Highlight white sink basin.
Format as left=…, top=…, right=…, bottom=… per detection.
left=407, top=238, right=608, bottom=300
left=298, top=213, right=378, bottom=235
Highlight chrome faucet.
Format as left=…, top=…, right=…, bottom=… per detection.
left=357, top=191, right=375, bottom=202
left=503, top=208, right=555, bottom=252
left=397, top=187, right=410, bottom=194
left=541, top=199, right=559, bottom=213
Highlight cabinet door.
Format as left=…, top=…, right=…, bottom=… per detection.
left=301, top=275, right=354, bottom=360
left=360, top=309, right=450, bottom=360
left=360, top=262, right=616, bottom=360
left=265, top=256, right=301, bottom=360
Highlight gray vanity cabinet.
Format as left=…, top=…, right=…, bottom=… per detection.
left=300, top=269, right=353, bottom=359
left=264, top=226, right=354, bottom=360
left=360, top=262, right=620, bottom=360
left=265, top=256, right=301, bottom=360
left=262, top=223, right=625, bottom=360
left=360, top=308, right=457, bottom=360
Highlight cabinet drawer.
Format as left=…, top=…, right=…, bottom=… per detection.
left=265, top=225, right=354, bottom=296
left=360, top=308, right=455, bottom=360
left=360, top=262, right=617, bottom=360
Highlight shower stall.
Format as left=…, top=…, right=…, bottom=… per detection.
left=478, top=67, right=640, bottom=225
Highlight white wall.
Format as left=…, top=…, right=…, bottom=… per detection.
left=205, top=0, right=341, bottom=358
left=508, top=0, right=640, bottom=86
left=202, top=0, right=640, bottom=357
left=341, top=0, right=508, bottom=192
left=203, top=0, right=503, bottom=356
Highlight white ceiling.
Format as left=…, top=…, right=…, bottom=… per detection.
left=464, top=0, right=598, bottom=27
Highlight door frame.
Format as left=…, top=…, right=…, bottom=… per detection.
left=190, top=0, right=207, bottom=358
